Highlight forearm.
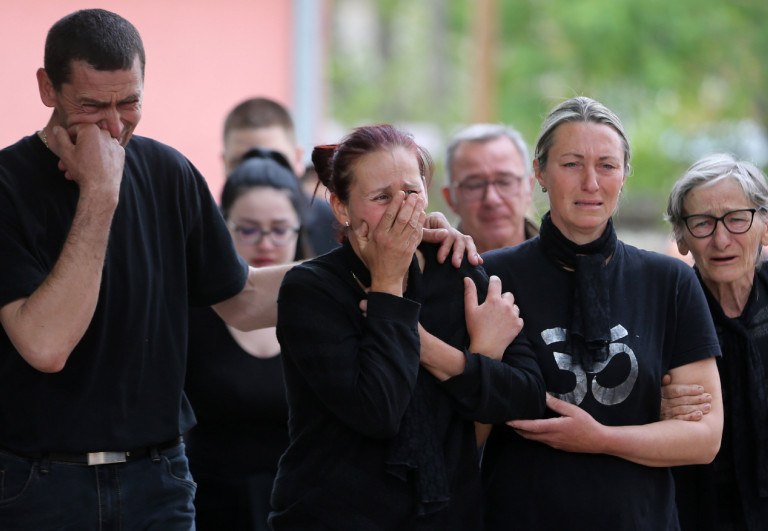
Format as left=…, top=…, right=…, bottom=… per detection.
left=0, top=194, right=117, bottom=372
left=418, top=324, right=466, bottom=381
left=511, top=359, right=722, bottom=465
left=599, top=415, right=722, bottom=467
left=600, top=358, right=723, bottom=466
left=214, top=263, right=293, bottom=330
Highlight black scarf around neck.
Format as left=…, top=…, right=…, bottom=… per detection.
left=539, top=212, right=617, bottom=372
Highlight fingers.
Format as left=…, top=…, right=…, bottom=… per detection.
left=424, top=211, right=449, bottom=230
left=380, top=192, right=423, bottom=233
left=463, top=277, right=479, bottom=311
left=49, top=125, right=73, bottom=153
left=51, top=125, right=78, bottom=180
left=448, top=235, right=466, bottom=267
left=485, top=275, right=503, bottom=300
left=358, top=220, right=370, bottom=238
left=486, top=275, right=520, bottom=314
left=397, top=193, right=425, bottom=233
left=458, top=234, right=480, bottom=267
left=350, top=220, right=370, bottom=243
left=544, top=393, right=571, bottom=414
left=660, top=403, right=710, bottom=421
left=661, top=384, right=707, bottom=400
left=507, top=418, right=536, bottom=431
left=661, top=391, right=712, bottom=406
left=368, top=192, right=424, bottom=256
left=423, top=224, right=482, bottom=267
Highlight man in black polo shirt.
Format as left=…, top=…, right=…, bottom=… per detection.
left=0, top=9, right=477, bottom=529
left=0, top=9, right=289, bottom=529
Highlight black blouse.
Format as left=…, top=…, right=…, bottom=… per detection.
left=269, top=241, right=545, bottom=530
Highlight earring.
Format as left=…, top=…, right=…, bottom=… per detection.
left=541, top=186, right=547, bottom=193
left=345, top=221, right=350, bottom=228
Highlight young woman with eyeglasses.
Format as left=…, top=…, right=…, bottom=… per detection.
left=184, top=149, right=313, bottom=531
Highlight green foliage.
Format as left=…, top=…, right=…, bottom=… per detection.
left=329, top=0, right=768, bottom=222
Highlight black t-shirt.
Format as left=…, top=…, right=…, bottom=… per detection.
left=0, top=133, right=248, bottom=453
left=481, top=237, right=721, bottom=531
left=185, top=306, right=289, bottom=477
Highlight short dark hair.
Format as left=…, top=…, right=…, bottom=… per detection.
left=223, top=97, right=296, bottom=143
left=45, top=9, right=146, bottom=90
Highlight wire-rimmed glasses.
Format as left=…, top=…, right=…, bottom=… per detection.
left=454, top=176, right=525, bottom=202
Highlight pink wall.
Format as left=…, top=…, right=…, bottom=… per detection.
left=0, top=1, right=294, bottom=198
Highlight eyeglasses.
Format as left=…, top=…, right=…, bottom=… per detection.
left=230, top=225, right=300, bottom=246
left=454, top=176, right=525, bottom=202
left=681, top=208, right=758, bottom=238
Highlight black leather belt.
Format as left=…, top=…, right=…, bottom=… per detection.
left=1, top=436, right=182, bottom=466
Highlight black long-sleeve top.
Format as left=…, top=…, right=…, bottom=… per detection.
left=269, top=241, right=545, bottom=530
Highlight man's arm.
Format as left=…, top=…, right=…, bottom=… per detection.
left=216, top=210, right=480, bottom=332
left=212, top=263, right=294, bottom=331
left=0, top=125, right=124, bottom=373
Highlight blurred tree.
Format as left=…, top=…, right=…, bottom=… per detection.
left=329, top=0, right=768, bottom=227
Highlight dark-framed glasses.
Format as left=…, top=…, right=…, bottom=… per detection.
left=682, top=208, right=758, bottom=238
left=231, top=225, right=300, bottom=246
left=455, top=176, right=525, bottom=201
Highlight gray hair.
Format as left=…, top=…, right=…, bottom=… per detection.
left=444, top=123, right=531, bottom=191
left=665, top=153, right=768, bottom=249
left=534, top=97, right=631, bottom=177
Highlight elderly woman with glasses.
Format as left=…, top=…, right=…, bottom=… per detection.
left=663, top=153, right=768, bottom=530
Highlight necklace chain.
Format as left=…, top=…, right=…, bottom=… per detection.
left=39, top=128, right=49, bottom=149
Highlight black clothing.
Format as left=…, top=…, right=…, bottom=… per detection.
left=270, top=241, right=545, bottom=530
left=539, top=212, right=617, bottom=371
left=0, top=133, right=248, bottom=453
left=674, top=267, right=768, bottom=531
left=305, top=197, right=340, bottom=255
left=482, top=234, right=721, bottom=531
left=185, top=306, right=289, bottom=530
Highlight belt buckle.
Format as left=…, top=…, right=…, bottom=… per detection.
left=87, top=451, right=127, bottom=466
